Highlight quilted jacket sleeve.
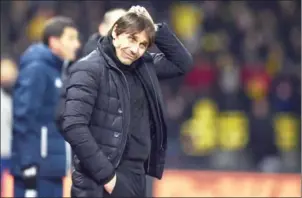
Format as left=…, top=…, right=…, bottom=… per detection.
left=59, top=60, right=115, bottom=185
left=150, top=23, right=194, bottom=80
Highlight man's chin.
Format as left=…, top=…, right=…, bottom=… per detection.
left=120, top=58, right=133, bottom=65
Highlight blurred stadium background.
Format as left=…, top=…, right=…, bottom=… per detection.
left=1, top=0, right=301, bottom=197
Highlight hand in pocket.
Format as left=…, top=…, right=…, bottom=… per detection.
left=104, top=174, right=117, bottom=194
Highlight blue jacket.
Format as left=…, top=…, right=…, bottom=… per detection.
left=11, top=43, right=71, bottom=177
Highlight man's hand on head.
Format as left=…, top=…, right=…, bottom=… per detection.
left=128, top=5, right=157, bottom=31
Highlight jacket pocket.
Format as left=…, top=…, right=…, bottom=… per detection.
left=40, top=126, right=48, bottom=158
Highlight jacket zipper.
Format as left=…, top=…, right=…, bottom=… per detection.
left=97, top=48, right=131, bottom=166
left=112, top=67, right=131, bottom=167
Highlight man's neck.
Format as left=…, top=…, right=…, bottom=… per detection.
left=50, top=47, right=65, bottom=62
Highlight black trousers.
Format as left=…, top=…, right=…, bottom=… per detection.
left=104, top=168, right=146, bottom=198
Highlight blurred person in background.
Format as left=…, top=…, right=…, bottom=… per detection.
left=11, top=16, right=80, bottom=197
left=82, top=8, right=126, bottom=56
left=247, top=98, right=280, bottom=172
left=61, top=8, right=126, bottom=81
left=0, top=56, right=18, bottom=95
left=56, top=5, right=193, bottom=197
left=0, top=56, right=18, bottom=181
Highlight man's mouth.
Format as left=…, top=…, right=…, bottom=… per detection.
left=123, top=51, right=136, bottom=60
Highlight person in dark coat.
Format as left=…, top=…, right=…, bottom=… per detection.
left=57, top=5, right=193, bottom=198
left=11, top=16, right=81, bottom=197
left=81, top=8, right=126, bottom=57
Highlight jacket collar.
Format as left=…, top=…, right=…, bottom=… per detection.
left=97, top=37, right=119, bottom=70
left=20, top=43, right=64, bottom=73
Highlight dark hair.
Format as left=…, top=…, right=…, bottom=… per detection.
left=108, top=12, right=156, bottom=47
left=42, top=16, right=77, bottom=46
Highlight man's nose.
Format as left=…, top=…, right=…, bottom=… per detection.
left=129, top=44, right=139, bottom=55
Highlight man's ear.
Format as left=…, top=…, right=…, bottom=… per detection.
left=48, top=36, right=59, bottom=50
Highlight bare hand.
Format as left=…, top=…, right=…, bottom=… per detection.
left=128, top=5, right=154, bottom=25
left=104, top=174, right=117, bottom=194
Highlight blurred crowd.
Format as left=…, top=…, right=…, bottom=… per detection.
left=1, top=0, right=301, bottom=176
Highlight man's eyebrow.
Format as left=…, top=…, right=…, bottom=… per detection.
left=138, top=38, right=149, bottom=46
left=141, top=40, right=148, bottom=46
left=131, top=34, right=149, bottom=46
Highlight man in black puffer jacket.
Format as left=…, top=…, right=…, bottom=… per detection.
left=56, top=5, right=193, bottom=197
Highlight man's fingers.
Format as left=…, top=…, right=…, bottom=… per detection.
left=137, top=6, right=145, bottom=13
left=129, top=5, right=146, bottom=15
left=128, top=5, right=154, bottom=24
left=128, top=6, right=136, bottom=13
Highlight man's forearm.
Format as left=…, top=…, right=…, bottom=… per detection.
left=155, top=22, right=193, bottom=69
left=63, top=124, right=116, bottom=185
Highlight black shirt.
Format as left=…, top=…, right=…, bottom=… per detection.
left=103, top=36, right=151, bottom=174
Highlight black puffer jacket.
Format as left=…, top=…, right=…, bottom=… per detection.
left=63, top=33, right=101, bottom=80
left=81, top=32, right=102, bottom=57
left=56, top=23, right=193, bottom=197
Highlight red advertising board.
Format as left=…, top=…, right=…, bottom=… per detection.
left=153, top=170, right=301, bottom=197
left=2, top=169, right=300, bottom=197
left=1, top=170, right=72, bottom=197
